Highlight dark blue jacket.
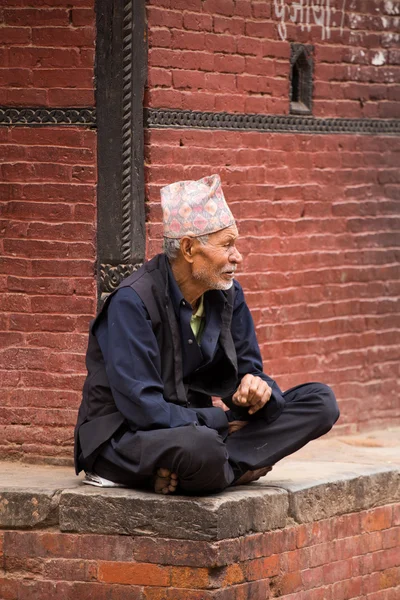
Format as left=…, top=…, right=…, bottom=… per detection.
left=74, top=254, right=285, bottom=473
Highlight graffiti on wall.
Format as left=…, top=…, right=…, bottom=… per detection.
left=273, top=0, right=347, bottom=41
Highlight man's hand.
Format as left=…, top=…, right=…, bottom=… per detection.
left=232, top=374, right=272, bottom=415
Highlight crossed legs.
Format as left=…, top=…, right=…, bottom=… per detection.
left=90, top=383, right=340, bottom=494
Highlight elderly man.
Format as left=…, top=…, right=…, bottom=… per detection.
left=74, top=174, right=339, bottom=494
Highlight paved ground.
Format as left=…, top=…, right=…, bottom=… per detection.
left=0, top=427, right=398, bottom=492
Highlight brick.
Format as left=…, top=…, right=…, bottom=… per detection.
left=333, top=514, right=361, bottom=539
left=133, top=538, right=229, bottom=568
left=2, top=162, right=72, bottom=183
left=0, top=577, right=18, bottom=600
left=0, top=27, right=32, bottom=45
left=382, top=527, right=400, bottom=549
left=204, top=72, right=236, bottom=92
left=146, top=88, right=184, bottom=109
left=170, top=566, right=209, bottom=589
left=148, top=67, right=172, bottom=88
left=98, top=562, right=169, bottom=586
left=150, top=27, right=172, bottom=48
left=143, top=589, right=212, bottom=600
left=203, top=0, right=235, bottom=17
left=3, top=8, right=70, bottom=26
left=9, top=128, right=84, bottom=148
left=71, top=8, right=94, bottom=27
left=252, top=1, right=271, bottom=18
left=182, top=91, right=216, bottom=111
left=323, top=559, right=353, bottom=584
left=221, top=563, right=245, bottom=586
left=234, top=0, right=253, bottom=16
left=171, top=30, right=205, bottom=51
left=237, top=36, right=263, bottom=56
left=297, top=520, right=334, bottom=548
left=32, top=68, right=93, bottom=88
left=271, top=571, right=303, bottom=595
left=8, top=47, right=80, bottom=68
left=183, top=12, right=212, bottom=31
left=0, top=88, right=49, bottom=106
left=371, top=547, right=400, bottom=571
left=170, top=0, right=203, bottom=9
left=32, top=26, right=95, bottom=47
left=205, top=33, right=236, bottom=53
left=4, top=389, right=80, bottom=409
left=147, top=6, right=183, bottom=29
left=245, top=20, right=275, bottom=38
left=0, top=68, right=32, bottom=87
left=332, top=577, right=363, bottom=600
left=245, top=56, right=275, bottom=76
left=213, top=16, right=245, bottom=35
left=149, top=48, right=214, bottom=71
left=244, top=554, right=280, bottom=580
left=362, top=507, right=393, bottom=533
left=172, top=70, right=206, bottom=90
left=42, top=558, right=98, bottom=581
left=214, top=54, right=245, bottom=73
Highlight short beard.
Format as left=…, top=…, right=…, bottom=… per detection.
left=193, top=268, right=234, bottom=291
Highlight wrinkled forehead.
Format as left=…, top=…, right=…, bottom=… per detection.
left=207, top=224, right=239, bottom=243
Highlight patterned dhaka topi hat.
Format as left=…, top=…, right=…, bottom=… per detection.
left=160, top=174, right=235, bottom=239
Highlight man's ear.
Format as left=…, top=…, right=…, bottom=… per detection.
left=180, top=236, right=196, bottom=263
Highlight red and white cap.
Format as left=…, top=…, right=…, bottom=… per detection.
left=160, top=174, right=235, bottom=239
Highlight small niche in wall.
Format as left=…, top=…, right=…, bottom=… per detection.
left=290, top=44, right=314, bottom=115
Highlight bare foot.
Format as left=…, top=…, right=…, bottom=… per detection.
left=234, top=466, right=272, bottom=486
left=154, top=468, right=178, bottom=495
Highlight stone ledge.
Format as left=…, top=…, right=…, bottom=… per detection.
left=0, top=428, right=399, bottom=541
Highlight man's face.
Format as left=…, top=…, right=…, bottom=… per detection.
left=191, top=225, right=243, bottom=291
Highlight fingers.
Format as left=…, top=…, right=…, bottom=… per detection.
left=232, top=375, right=272, bottom=413
left=248, top=385, right=272, bottom=414
left=232, top=374, right=256, bottom=406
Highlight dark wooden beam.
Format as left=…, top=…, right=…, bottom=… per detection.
left=96, top=0, right=147, bottom=303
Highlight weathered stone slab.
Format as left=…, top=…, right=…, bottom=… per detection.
left=270, top=465, right=399, bottom=523
left=0, top=489, right=60, bottom=529
left=59, top=485, right=288, bottom=541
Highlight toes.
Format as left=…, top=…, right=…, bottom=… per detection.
left=157, top=468, right=171, bottom=478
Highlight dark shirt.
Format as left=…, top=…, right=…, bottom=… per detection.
left=95, top=260, right=284, bottom=435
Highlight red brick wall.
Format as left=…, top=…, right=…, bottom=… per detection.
left=1, top=504, right=399, bottom=598
left=146, top=0, right=400, bottom=118
left=145, top=0, right=400, bottom=435
left=0, top=2, right=96, bottom=463
left=1, top=0, right=399, bottom=464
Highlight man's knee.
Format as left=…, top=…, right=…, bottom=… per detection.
left=314, top=383, right=340, bottom=429
left=174, top=424, right=228, bottom=473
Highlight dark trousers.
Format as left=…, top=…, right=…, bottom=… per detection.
left=90, top=383, right=340, bottom=494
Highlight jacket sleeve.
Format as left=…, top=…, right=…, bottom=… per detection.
left=95, top=287, right=228, bottom=434
left=223, top=280, right=285, bottom=423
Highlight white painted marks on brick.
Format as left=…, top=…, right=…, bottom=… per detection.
left=274, top=0, right=347, bottom=42
left=371, top=51, right=386, bottom=66
left=384, top=1, right=400, bottom=16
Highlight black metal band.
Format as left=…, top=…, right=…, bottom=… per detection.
left=145, top=108, right=400, bottom=136
left=0, top=107, right=96, bottom=126
left=2, top=106, right=398, bottom=136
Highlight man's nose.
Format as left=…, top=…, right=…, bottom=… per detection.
left=230, top=247, right=243, bottom=264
